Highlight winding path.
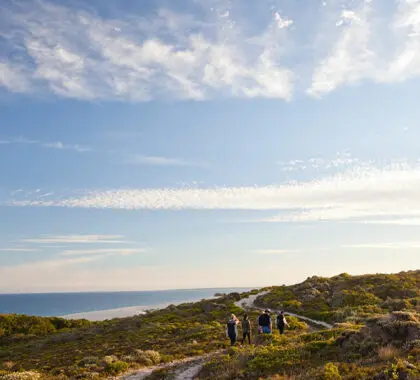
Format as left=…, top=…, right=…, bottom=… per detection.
left=234, top=291, right=333, bottom=329
left=118, top=291, right=333, bottom=379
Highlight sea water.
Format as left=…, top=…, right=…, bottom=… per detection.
left=0, top=288, right=250, bottom=320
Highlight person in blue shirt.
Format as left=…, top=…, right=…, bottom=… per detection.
left=258, top=309, right=272, bottom=334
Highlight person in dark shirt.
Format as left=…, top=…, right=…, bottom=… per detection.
left=276, top=311, right=289, bottom=335
left=258, top=309, right=272, bottom=334
left=241, top=314, right=251, bottom=344
left=226, top=314, right=239, bottom=345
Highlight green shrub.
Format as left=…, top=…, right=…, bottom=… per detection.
left=104, top=360, right=129, bottom=375
left=134, top=349, right=161, bottom=366
left=286, top=316, right=307, bottom=330
left=322, top=363, right=342, bottom=379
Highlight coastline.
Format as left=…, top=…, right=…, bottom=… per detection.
left=61, top=302, right=174, bottom=321
left=1, top=287, right=251, bottom=319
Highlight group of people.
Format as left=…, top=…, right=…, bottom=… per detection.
left=226, top=309, right=288, bottom=346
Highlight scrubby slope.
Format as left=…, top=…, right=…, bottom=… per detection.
left=0, top=294, right=244, bottom=379
left=198, top=311, right=419, bottom=379
left=256, top=270, right=420, bottom=323
left=0, top=271, right=419, bottom=379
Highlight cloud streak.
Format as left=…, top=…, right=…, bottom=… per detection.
left=23, top=234, right=127, bottom=244
left=126, top=154, right=198, bottom=167
left=342, top=242, right=420, bottom=249
left=0, top=137, right=91, bottom=153
left=7, top=160, right=420, bottom=225
left=59, top=248, right=145, bottom=256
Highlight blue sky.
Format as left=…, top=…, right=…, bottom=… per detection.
left=1, top=0, right=420, bottom=293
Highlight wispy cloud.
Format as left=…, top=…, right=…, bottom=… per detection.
left=0, top=0, right=294, bottom=101
left=2, top=1, right=420, bottom=100
left=342, top=242, right=420, bottom=249
left=0, top=62, right=30, bottom=92
left=23, top=234, right=127, bottom=244
left=273, top=12, right=294, bottom=29
left=363, top=218, right=420, bottom=226
left=308, top=0, right=420, bottom=96
left=277, top=152, right=370, bottom=172
left=59, top=248, right=145, bottom=256
left=126, top=154, right=197, bottom=167
left=0, top=137, right=91, bottom=152
left=8, top=159, right=420, bottom=225
left=42, top=141, right=91, bottom=152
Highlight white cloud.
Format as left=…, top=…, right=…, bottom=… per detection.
left=59, top=248, right=145, bottom=256
left=0, top=62, right=30, bottom=92
left=0, top=137, right=91, bottom=152
left=0, top=0, right=294, bottom=101
left=126, top=155, right=195, bottom=166
left=254, top=249, right=298, bottom=254
left=23, top=234, right=127, bottom=244
left=277, top=151, right=370, bottom=172
left=342, top=241, right=420, bottom=249
left=363, top=218, right=420, bottom=226
left=308, top=1, right=375, bottom=96
left=8, top=160, right=420, bottom=226
left=42, top=141, right=91, bottom=152
left=309, top=0, right=420, bottom=96
left=273, top=12, right=294, bottom=29
left=3, top=1, right=420, bottom=100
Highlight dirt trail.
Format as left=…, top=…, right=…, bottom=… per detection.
left=173, top=360, right=206, bottom=380
left=119, top=291, right=333, bottom=379
left=234, top=291, right=333, bottom=329
left=119, top=352, right=218, bottom=380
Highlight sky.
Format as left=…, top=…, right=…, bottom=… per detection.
left=1, top=0, right=420, bottom=293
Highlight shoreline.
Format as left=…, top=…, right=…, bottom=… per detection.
left=1, top=287, right=252, bottom=320
left=61, top=294, right=228, bottom=321
left=61, top=302, right=171, bottom=321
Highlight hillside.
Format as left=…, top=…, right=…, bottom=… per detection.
left=256, top=270, right=420, bottom=323
left=0, top=270, right=418, bottom=379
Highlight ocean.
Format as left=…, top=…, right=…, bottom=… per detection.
left=0, top=288, right=250, bottom=320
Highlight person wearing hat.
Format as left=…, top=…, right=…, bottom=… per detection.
left=258, top=309, right=272, bottom=334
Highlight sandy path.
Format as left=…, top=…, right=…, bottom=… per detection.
left=173, top=360, right=206, bottom=380
left=119, top=290, right=332, bottom=379
left=234, top=290, right=333, bottom=329
left=119, top=356, right=200, bottom=380
left=119, top=352, right=219, bottom=380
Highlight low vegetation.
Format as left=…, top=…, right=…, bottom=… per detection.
left=0, top=270, right=418, bottom=379
left=198, top=311, right=419, bottom=379
left=255, top=270, right=419, bottom=324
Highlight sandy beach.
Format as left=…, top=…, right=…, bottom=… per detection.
left=61, top=302, right=177, bottom=321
